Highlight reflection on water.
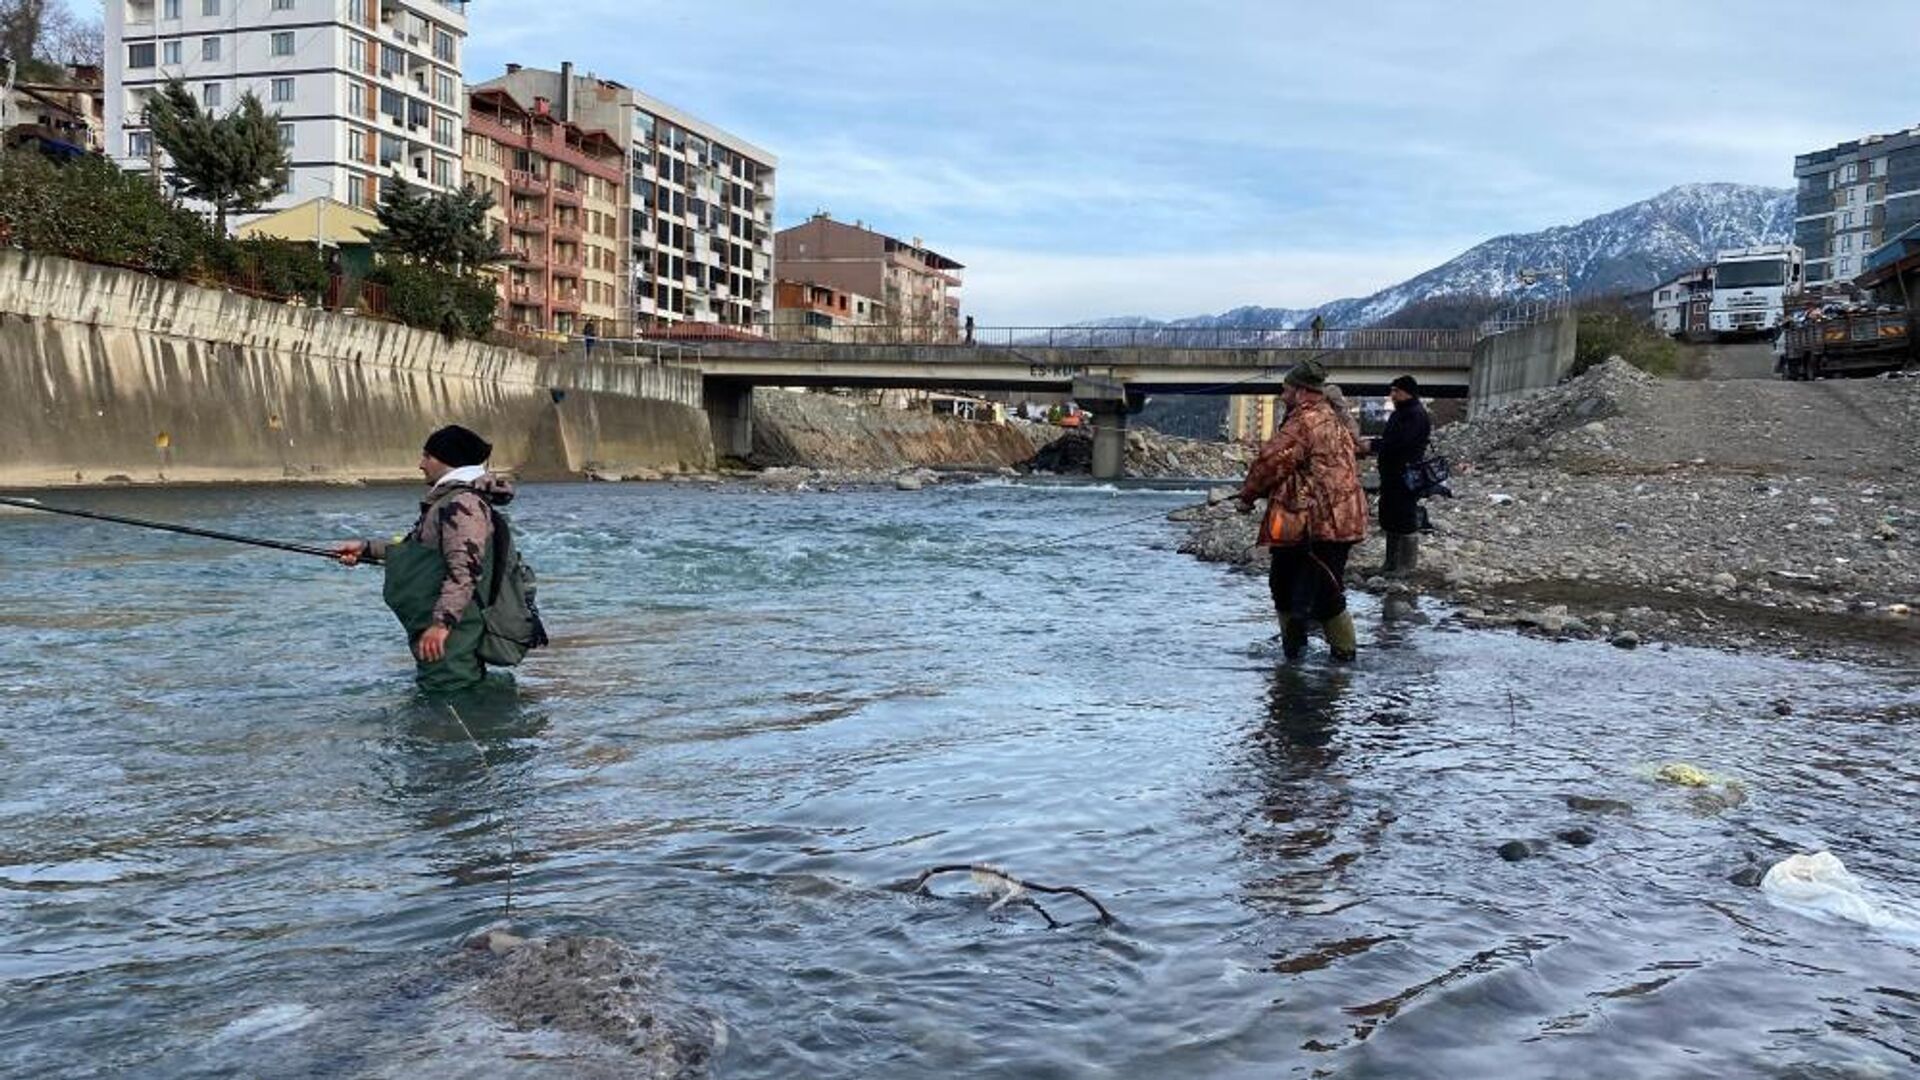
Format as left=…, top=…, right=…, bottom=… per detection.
left=1, top=482, right=1917, bottom=1078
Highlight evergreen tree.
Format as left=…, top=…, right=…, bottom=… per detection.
left=143, top=79, right=288, bottom=235
left=370, top=178, right=502, bottom=273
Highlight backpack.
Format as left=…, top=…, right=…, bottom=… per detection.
left=476, top=505, right=550, bottom=666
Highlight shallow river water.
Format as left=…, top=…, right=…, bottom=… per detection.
left=2, top=481, right=1918, bottom=1078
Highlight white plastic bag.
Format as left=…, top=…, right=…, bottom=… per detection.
left=1761, top=852, right=1920, bottom=933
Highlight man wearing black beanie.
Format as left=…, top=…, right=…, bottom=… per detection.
left=335, top=424, right=517, bottom=691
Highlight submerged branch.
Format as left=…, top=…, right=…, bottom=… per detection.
left=906, top=863, right=1115, bottom=926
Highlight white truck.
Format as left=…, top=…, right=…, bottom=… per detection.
left=1707, top=244, right=1804, bottom=338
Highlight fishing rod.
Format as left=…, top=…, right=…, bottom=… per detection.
left=1011, top=495, right=1225, bottom=554
left=0, top=495, right=376, bottom=563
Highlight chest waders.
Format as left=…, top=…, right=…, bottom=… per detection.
left=382, top=526, right=495, bottom=695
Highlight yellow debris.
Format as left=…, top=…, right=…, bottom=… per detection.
left=1656, top=762, right=1713, bottom=787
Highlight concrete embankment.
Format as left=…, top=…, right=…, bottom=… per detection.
left=749, top=389, right=1048, bottom=471
left=0, top=252, right=714, bottom=488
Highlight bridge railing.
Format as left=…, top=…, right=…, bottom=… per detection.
left=1476, top=297, right=1572, bottom=339
left=739, top=324, right=1476, bottom=351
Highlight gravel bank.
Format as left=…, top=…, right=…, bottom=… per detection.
left=1179, top=359, right=1920, bottom=666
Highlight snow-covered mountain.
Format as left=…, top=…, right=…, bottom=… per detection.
left=1098, top=183, right=1793, bottom=331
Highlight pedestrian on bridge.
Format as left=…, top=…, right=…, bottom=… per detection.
left=1237, top=359, right=1367, bottom=662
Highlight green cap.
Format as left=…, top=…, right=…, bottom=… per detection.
left=1283, top=358, right=1328, bottom=389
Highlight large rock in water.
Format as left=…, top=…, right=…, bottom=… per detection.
left=468, top=935, right=721, bottom=1078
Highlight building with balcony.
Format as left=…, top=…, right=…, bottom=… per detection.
left=3, top=65, right=106, bottom=157
left=770, top=278, right=883, bottom=341
left=106, top=0, right=469, bottom=225
left=476, top=62, right=777, bottom=336
left=1794, top=124, right=1920, bottom=286
left=464, top=82, right=624, bottom=336
left=775, top=214, right=964, bottom=342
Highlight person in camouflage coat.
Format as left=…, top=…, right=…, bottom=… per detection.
left=336, top=425, right=514, bottom=692
left=1237, top=360, right=1367, bottom=662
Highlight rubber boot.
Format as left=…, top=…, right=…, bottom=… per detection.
left=1379, top=535, right=1402, bottom=577
left=1399, top=534, right=1420, bottom=576
left=1323, top=611, right=1358, bottom=663
left=1280, top=615, right=1309, bottom=660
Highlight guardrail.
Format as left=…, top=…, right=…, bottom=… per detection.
left=730, top=324, right=1478, bottom=350
left=1476, top=297, right=1571, bottom=339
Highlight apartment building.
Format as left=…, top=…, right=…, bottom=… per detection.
left=3, top=65, right=106, bottom=155
left=477, top=63, right=777, bottom=335
left=775, top=214, right=964, bottom=341
left=1794, top=125, right=1920, bottom=286
left=106, top=0, right=469, bottom=223
left=1224, top=395, right=1281, bottom=444
left=465, top=84, right=624, bottom=336
left=770, top=278, right=883, bottom=341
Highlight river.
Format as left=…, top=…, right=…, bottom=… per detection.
left=2, top=481, right=1917, bottom=1078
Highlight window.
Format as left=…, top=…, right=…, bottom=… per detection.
left=1872, top=157, right=1889, bottom=178
left=202, top=82, right=222, bottom=108
left=432, top=157, right=453, bottom=188
left=349, top=0, right=366, bottom=23
left=162, top=40, right=181, bottom=64
left=128, top=131, right=153, bottom=158
left=349, top=82, right=364, bottom=116
left=201, top=37, right=220, bottom=62
left=379, top=87, right=403, bottom=122
left=270, top=77, right=294, bottom=103
left=164, top=0, right=180, bottom=16
left=272, top=0, right=295, bottom=9
left=1842, top=162, right=1859, bottom=184
left=347, top=175, right=366, bottom=208
left=271, top=31, right=294, bottom=57
left=348, top=38, right=364, bottom=73
left=378, top=133, right=403, bottom=165
left=202, top=0, right=219, bottom=14
left=279, top=123, right=295, bottom=149
left=379, top=44, right=403, bottom=77
left=128, top=42, right=156, bottom=68
left=432, top=115, right=454, bottom=147
left=434, top=72, right=454, bottom=106
left=433, top=30, right=456, bottom=63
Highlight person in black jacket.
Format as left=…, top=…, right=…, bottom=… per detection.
left=1365, top=375, right=1431, bottom=575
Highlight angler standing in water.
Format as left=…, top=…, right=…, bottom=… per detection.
left=336, top=425, right=536, bottom=693
left=1237, top=360, right=1368, bottom=662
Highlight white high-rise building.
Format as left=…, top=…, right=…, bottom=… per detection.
left=106, top=0, right=469, bottom=224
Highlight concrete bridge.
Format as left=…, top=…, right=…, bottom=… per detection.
left=635, top=326, right=1474, bottom=477
left=590, top=318, right=1570, bottom=478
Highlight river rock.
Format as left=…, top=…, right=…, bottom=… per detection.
left=1611, top=631, right=1641, bottom=649
left=1496, top=840, right=1547, bottom=862
left=895, top=475, right=924, bottom=491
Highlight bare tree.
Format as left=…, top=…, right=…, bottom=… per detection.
left=45, top=2, right=102, bottom=67
left=1, top=1, right=99, bottom=73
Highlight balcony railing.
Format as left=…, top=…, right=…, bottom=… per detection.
left=551, top=219, right=583, bottom=242
left=552, top=181, right=581, bottom=205
left=508, top=170, right=548, bottom=196
left=510, top=284, right=546, bottom=306
left=508, top=212, right=548, bottom=234
left=551, top=292, right=581, bottom=313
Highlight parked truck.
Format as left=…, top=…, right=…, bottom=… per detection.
left=1775, top=307, right=1916, bottom=380
left=1707, top=244, right=1803, bottom=338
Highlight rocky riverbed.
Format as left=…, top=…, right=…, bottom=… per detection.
left=1178, top=359, right=1920, bottom=666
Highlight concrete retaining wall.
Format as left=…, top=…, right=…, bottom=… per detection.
left=0, top=252, right=714, bottom=487
left=1469, top=312, right=1579, bottom=418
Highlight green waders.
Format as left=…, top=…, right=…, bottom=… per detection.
left=382, top=538, right=491, bottom=694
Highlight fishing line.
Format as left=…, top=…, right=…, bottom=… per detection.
left=444, top=703, right=519, bottom=921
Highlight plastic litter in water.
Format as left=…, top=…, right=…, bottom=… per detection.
left=1760, top=852, right=1920, bottom=935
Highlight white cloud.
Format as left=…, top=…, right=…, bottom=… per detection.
left=958, top=248, right=1453, bottom=326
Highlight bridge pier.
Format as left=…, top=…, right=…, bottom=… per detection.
left=1074, top=374, right=1132, bottom=481
left=702, top=380, right=753, bottom=462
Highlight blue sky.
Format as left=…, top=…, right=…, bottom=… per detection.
left=470, top=0, right=1920, bottom=324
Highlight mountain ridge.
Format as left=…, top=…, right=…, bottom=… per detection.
left=1098, top=183, right=1794, bottom=333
